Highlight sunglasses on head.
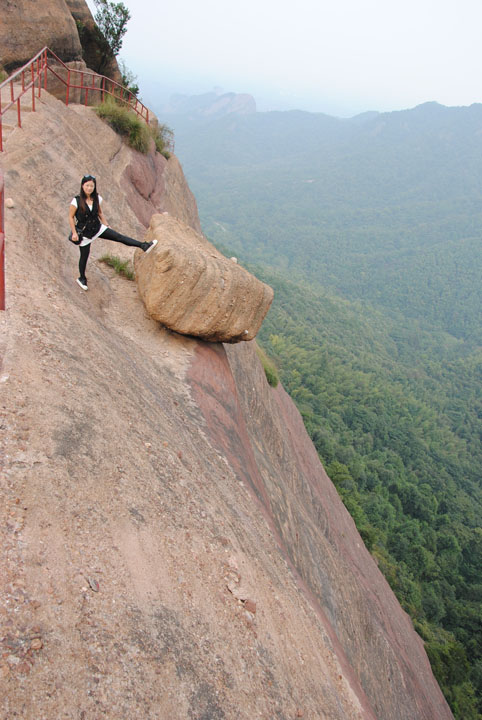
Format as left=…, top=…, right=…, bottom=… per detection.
left=83, top=174, right=96, bottom=180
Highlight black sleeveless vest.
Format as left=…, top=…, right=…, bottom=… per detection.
left=75, top=195, right=101, bottom=238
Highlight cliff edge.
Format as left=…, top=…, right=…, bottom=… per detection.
left=0, top=87, right=453, bottom=719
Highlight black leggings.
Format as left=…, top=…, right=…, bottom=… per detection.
left=78, top=227, right=144, bottom=279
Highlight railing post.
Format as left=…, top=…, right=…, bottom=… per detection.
left=0, top=170, right=5, bottom=310
left=0, top=46, right=152, bottom=156
left=31, top=62, right=35, bottom=112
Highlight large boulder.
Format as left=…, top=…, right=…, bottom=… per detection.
left=0, top=0, right=121, bottom=83
left=134, top=215, right=273, bottom=343
left=0, top=0, right=82, bottom=72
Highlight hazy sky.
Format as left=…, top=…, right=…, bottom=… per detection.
left=86, top=0, right=482, bottom=116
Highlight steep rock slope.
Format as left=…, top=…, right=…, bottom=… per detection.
left=0, top=91, right=452, bottom=719
left=122, top=147, right=201, bottom=233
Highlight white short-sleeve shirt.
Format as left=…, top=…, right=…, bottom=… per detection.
left=71, top=196, right=107, bottom=246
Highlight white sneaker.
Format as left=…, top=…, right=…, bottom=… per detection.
left=145, top=239, right=158, bottom=255
left=77, top=277, right=88, bottom=290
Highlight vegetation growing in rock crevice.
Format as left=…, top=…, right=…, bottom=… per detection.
left=95, top=99, right=173, bottom=157
left=152, top=122, right=173, bottom=158
left=95, top=99, right=150, bottom=152
left=118, top=58, right=139, bottom=97
left=99, top=253, right=134, bottom=280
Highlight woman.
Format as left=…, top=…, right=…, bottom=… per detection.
left=69, top=174, right=157, bottom=290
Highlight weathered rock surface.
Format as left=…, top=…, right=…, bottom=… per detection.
left=121, top=150, right=202, bottom=232
left=0, top=0, right=121, bottom=83
left=0, top=0, right=82, bottom=71
left=221, top=342, right=454, bottom=720
left=63, top=0, right=93, bottom=23
left=134, top=214, right=274, bottom=342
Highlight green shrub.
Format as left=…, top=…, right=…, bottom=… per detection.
left=99, top=253, right=135, bottom=280
left=95, top=100, right=174, bottom=158
left=0, top=66, right=7, bottom=83
left=95, top=99, right=150, bottom=153
left=118, top=59, right=139, bottom=97
left=256, top=343, right=279, bottom=387
left=149, top=121, right=174, bottom=158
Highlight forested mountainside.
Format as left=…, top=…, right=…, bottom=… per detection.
left=168, top=102, right=482, bottom=342
left=164, top=101, right=482, bottom=718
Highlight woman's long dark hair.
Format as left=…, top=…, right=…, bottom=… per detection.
left=78, top=175, right=99, bottom=215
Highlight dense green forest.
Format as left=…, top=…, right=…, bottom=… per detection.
left=252, top=267, right=482, bottom=718
left=165, top=100, right=482, bottom=718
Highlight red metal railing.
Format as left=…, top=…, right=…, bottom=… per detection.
left=0, top=47, right=150, bottom=151
left=0, top=170, right=5, bottom=310
left=0, top=48, right=154, bottom=308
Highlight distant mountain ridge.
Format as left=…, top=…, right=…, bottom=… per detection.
left=162, top=90, right=256, bottom=117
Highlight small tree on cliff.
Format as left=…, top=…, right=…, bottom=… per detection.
left=93, top=0, right=131, bottom=73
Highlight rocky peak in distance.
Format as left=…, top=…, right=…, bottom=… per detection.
left=163, top=90, right=257, bottom=117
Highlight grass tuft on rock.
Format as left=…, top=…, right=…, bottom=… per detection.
left=95, top=99, right=151, bottom=153
left=95, top=99, right=174, bottom=157
left=151, top=121, right=174, bottom=159
left=100, top=254, right=135, bottom=281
